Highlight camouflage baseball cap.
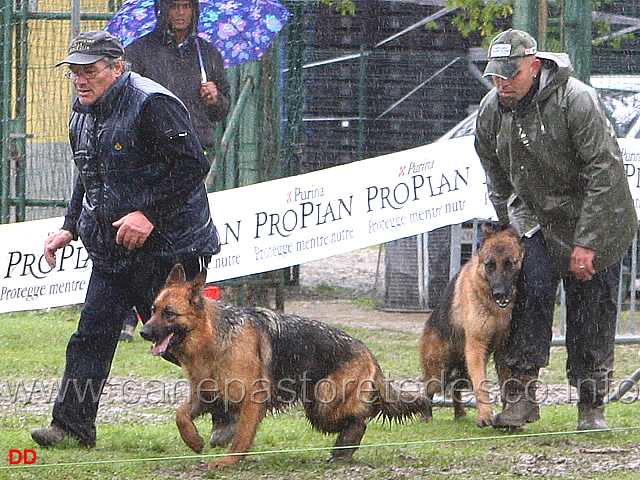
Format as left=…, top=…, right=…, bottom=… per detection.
left=56, top=31, right=124, bottom=66
left=483, top=29, right=538, bottom=79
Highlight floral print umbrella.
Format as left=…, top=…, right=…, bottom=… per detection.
left=105, top=0, right=290, bottom=68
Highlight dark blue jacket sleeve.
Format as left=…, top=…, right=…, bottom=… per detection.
left=62, top=175, right=85, bottom=238
left=137, top=95, right=211, bottom=227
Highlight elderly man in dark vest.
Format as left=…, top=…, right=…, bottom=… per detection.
left=31, top=31, right=220, bottom=448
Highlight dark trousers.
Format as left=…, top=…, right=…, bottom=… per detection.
left=503, top=232, right=618, bottom=401
left=52, top=255, right=209, bottom=444
left=121, top=308, right=139, bottom=329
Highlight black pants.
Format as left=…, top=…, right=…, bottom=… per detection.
left=51, top=255, right=209, bottom=445
left=502, top=232, right=618, bottom=400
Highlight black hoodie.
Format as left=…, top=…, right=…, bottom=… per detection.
left=125, top=0, right=231, bottom=149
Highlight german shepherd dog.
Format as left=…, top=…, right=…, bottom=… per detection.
left=141, top=264, right=430, bottom=468
left=419, top=224, right=523, bottom=426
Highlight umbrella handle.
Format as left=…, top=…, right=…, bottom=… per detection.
left=195, top=38, right=208, bottom=84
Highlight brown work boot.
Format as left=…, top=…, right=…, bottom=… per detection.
left=577, top=403, right=609, bottom=431
left=31, top=424, right=95, bottom=448
left=493, top=377, right=540, bottom=429
left=492, top=398, right=539, bottom=429
left=31, top=425, right=70, bottom=447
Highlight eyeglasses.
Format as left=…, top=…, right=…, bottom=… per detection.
left=64, top=64, right=110, bottom=81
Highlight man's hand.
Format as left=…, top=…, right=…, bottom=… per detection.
left=112, top=211, right=154, bottom=250
left=200, top=81, right=218, bottom=105
left=570, top=245, right=596, bottom=281
left=44, top=229, right=74, bottom=268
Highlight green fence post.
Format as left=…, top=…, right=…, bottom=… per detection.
left=207, top=74, right=254, bottom=190
left=281, top=0, right=304, bottom=179
left=262, top=42, right=282, bottom=181
left=563, top=0, right=592, bottom=83
left=513, top=0, right=539, bottom=39
left=1, top=0, right=13, bottom=223
left=13, top=0, right=29, bottom=221
left=358, top=44, right=367, bottom=161
left=237, top=61, right=263, bottom=187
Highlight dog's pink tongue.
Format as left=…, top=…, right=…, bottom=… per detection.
left=150, top=333, right=174, bottom=355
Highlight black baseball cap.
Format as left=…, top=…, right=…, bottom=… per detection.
left=56, top=31, right=124, bottom=66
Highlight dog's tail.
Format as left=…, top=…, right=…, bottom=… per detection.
left=375, top=371, right=431, bottom=422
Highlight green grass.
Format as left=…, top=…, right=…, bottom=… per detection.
left=1, top=305, right=639, bottom=479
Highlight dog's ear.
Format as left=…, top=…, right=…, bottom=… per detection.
left=192, top=269, right=207, bottom=290
left=481, top=222, right=519, bottom=241
left=165, top=264, right=187, bottom=287
left=480, top=222, right=499, bottom=240
left=189, top=269, right=207, bottom=309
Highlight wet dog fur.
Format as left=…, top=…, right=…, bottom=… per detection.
left=418, top=224, right=523, bottom=426
left=140, top=264, right=431, bottom=468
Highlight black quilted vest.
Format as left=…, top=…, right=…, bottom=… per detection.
left=69, top=72, right=219, bottom=272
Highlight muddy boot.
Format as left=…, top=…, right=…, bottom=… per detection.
left=577, top=403, right=609, bottom=431
left=31, top=424, right=95, bottom=448
left=493, top=377, right=540, bottom=429
left=31, top=424, right=70, bottom=446
left=575, top=376, right=610, bottom=431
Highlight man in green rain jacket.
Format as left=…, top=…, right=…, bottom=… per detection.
left=475, top=29, right=637, bottom=430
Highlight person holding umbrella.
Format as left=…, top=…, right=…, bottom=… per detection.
left=31, top=30, right=220, bottom=448
left=117, top=0, right=231, bottom=344
left=124, top=0, right=231, bottom=159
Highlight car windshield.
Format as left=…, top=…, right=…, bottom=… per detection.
left=598, top=90, right=640, bottom=137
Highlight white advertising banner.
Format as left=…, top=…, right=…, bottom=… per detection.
left=2, top=136, right=640, bottom=314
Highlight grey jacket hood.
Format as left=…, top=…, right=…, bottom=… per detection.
left=535, top=51, right=572, bottom=100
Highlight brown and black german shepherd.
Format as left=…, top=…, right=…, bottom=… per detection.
left=140, top=264, right=430, bottom=468
left=419, top=224, right=523, bottom=426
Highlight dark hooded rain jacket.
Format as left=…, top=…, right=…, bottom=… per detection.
left=475, top=52, right=637, bottom=273
left=125, top=0, right=231, bottom=149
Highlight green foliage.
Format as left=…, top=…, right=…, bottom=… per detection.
left=446, top=0, right=513, bottom=44
left=445, top=0, right=635, bottom=50
left=320, top=0, right=355, bottom=16
left=593, top=18, right=634, bottom=49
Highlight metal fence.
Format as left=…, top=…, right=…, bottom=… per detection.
left=0, top=0, right=118, bottom=223
left=0, top=0, right=307, bottom=222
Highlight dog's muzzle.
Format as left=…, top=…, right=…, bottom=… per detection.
left=140, top=324, right=175, bottom=356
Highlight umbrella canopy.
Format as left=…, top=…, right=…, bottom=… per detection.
left=105, top=0, right=290, bottom=68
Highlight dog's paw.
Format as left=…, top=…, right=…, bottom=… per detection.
left=186, top=436, right=204, bottom=454
left=476, top=414, right=494, bottom=427
left=210, top=423, right=236, bottom=447
left=208, top=455, right=242, bottom=468
left=419, top=414, right=433, bottom=423
left=327, top=454, right=353, bottom=463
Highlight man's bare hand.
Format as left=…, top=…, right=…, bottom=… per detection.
left=44, top=229, right=74, bottom=268
left=112, top=211, right=154, bottom=250
left=200, top=81, right=218, bottom=105
left=570, top=245, right=596, bottom=281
